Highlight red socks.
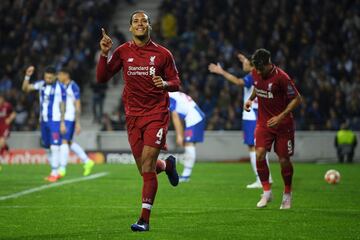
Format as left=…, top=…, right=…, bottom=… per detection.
left=281, top=162, right=293, bottom=193
left=155, top=160, right=166, bottom=174
left=141, top=172, right=158, bottom=223
left=256, top=159, right=271, bottom=191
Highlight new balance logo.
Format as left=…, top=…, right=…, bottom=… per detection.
left=127, top=58, right=134, bottom=62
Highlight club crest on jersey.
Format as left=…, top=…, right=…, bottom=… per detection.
left=149, top=56, right=156, bottom=65
left=267, top=83, right=273, bottom=91
left=127, top=58, right=134, bottom=62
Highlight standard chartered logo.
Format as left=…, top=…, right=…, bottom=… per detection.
left=127, top=66, right=156, bottom=76
left=255, top=88, right=274, bottom=99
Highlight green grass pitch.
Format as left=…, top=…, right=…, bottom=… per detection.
left=0, top=162, right=359, bottom=239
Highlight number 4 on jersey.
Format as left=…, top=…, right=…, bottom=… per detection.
left=155, top=128, right=163, bottom=144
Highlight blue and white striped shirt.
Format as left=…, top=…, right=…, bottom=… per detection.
left=63, top=80, right=80, bottom=122
left=33, top=80, right=66, bottom=122
left=169, top=92, right=205, bottom=127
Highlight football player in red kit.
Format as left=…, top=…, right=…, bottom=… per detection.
left=0, top=95, right=16, bottom=165
left=244, top=49, right=302, bottom=209
left=96, top=10, right=180, bottom=231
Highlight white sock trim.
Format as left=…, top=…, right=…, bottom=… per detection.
left=142, top=203, right=152, bottom=210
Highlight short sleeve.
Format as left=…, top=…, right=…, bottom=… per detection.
left=169, top=97, right=176, bottom=112
left=33, top=80, right=45, bottom=90
left=71, top=82, right=81, bottom=100
left=243, top=73, right=253, bottom=88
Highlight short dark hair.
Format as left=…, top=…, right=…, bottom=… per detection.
left=44, top=66, right=56, bottom=74
left=59, top=67, right=71, bottom=75
left=251, top=48, right=271, bottom=70
left=129, top=10, right=151, bottom=25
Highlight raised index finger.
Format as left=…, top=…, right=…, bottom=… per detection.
left=101, top=28, right=107, bottom=37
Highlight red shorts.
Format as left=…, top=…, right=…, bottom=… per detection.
left=0, top=127, right=10, bottom=138
left=255, top=125, right=295, bottom=158
left=126, top=112, right=169, bottom=159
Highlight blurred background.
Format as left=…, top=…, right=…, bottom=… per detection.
left=1, top=0, right=359, bottom=162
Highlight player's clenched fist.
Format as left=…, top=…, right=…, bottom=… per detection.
left=100, top=28, right=113, bottom=56
left=25, top=66, right=35, bottom=77
left=153, top=75, right=168, bottom=89
left=244, top=100, right=252, bottom=112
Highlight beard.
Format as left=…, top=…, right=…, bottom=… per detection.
left=136, top=34, right=148, bottom=41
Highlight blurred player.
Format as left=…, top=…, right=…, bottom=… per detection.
left=57, top=68, right=95, bottom=176
left=169, top=91, right=205, bottom=182
left=23, top=66, right=67, bottom=182
left=0, top=95, right=16, bottom=171
left=208, top=54, right=272, bottom=188
left=244, top=49, right=302, bottom=209
left=96, top=10, right=181, bottom=231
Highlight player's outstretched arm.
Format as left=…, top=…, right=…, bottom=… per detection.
left=208, top=63, right=244, bottom=86
left=5, top=111, right=16, bottom=126
left=237, top=53, right=248, bottom=64
left=171, top=111, right=184, bottom=147
left=237, top=53, right=253, bottom=73
left=22, top=66, right=36, bottom=92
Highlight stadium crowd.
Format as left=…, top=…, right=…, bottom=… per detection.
left=0, top=0, right=117, bottom=130
left=149, top=0, right=360, bottom=131
left=1, top=0, right=359, bottom=131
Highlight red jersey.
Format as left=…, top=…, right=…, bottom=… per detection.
left=252, top=65, right=300, bottom=129
left=96, top=40, right=180, bottom=116
left=0, top=102, right=13, bottom=129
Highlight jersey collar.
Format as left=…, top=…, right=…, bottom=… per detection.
left=131, top=38, right=153, bottom=49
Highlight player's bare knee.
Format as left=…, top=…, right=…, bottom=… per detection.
left=141, top=161, right=155, bottom=173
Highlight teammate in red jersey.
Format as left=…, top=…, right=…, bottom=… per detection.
left=96, top=10, right=180, bottom=231
left=244, top=49, right=302, bottom=209
left=0, top=95, right=16, bottom=160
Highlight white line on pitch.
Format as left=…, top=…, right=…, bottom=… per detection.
left=0, top=172, right=109, bottom=201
